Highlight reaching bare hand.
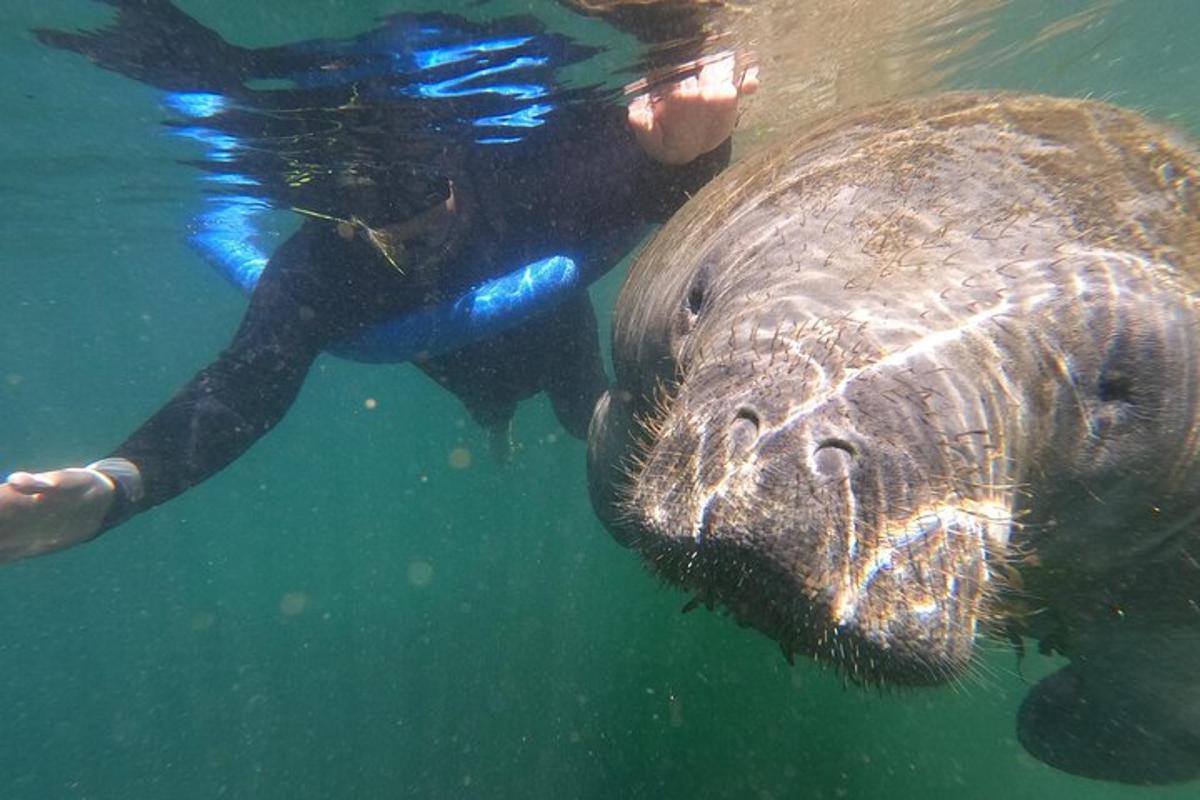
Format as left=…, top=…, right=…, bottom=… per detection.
left=627, top=52, right=759, bottom=165
left=0, top=468, right=116, bottom=563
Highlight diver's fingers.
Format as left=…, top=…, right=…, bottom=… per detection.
left=4, top=469, right=106, bottom=496
left=739, top=64, right=760, bottom=95
left=697, top=53, right=737, bottom=100
left=628, top=92, right=656, bottom=133
left=4, top=472, right=56, bottom=495
left=674, top=73, right=702, bottom=99
left=666, top=53, right=756, bottom=105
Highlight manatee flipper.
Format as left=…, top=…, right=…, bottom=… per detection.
left=1018, top=656, right=1200, bottom=784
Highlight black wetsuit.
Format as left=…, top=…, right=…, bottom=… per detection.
left=102, top=108, right=730, bottom=527
left=33, top=0, right=731, bottom=528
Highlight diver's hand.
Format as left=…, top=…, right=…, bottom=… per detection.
left=628, top=52, right=759, bottom=165
left=0, top=467, right=116, bottom=563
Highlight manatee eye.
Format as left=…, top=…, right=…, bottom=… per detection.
left=1098, top=371, right=1133, bottom=403
left=686, top=281, right=705, bottom=316
left=684, top=262, right=712, bottom=320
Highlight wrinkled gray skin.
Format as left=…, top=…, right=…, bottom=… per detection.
left=588, top=93, right=1200, bottom=785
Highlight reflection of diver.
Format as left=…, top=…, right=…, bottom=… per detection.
left=0, top=0, right=755, bottom=562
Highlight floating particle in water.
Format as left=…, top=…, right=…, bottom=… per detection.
left=279, top=591, right=308, bottom=616
left=364, top=397, right=378, bottom=410
left=447, top=446, right=472, bottom=469
left=4, top=374, right=22, bottom=387
left=407, top=560, right=434, bottom=587
left=668, top=694, right=684, bottom=728
left=190, top=610, right=216, bottom=632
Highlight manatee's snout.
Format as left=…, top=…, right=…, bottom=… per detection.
left=608, top=376, right=1008, bottom=686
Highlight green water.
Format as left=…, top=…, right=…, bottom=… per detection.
left=1, top=1, right=1198, bottom=798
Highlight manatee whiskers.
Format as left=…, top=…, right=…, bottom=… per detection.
left=626, top=469, right=1018, bottom=685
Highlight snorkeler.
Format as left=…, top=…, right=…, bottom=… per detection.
left=0, top=1, right=756, bottom=563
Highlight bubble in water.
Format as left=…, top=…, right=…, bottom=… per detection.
left=407, top=560, right=434, bottom=587
left=447, top=447, right=472, bottom=469
left=190, top=611, right=216, bottom=632
left=279, top=591, right=308, bottom=616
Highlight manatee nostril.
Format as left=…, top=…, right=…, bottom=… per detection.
left=813, top=437, right=857, bottom=474
left=816, top=437, right=856, bottom=456
left=729, top=406, right=761, bottom=452
left=735, top=406, right=761, bottom=428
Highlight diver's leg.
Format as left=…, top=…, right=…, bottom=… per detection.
left=33, top=0, right=250, bottom=92
left=542, top=292, right=609, bottom=441
left=414, top=293, right=606, bottom=446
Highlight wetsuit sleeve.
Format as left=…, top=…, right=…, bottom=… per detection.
left=504, top=104, right=732, bottom=238
left=544, top=103, right=733, bottom=224
left=101, top=221, right=394, bottom=530
left=635, top=134, right=732, bottom=223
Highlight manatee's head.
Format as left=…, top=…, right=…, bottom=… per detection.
left=591, top=351, right=1011, bottom=685
left=588, top=138, right=1014, bottom=686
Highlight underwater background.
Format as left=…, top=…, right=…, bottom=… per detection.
left=2, top=1, right=1199, bottom=797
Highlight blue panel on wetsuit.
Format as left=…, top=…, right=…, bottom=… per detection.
left=185, top=188, right=582, bottom=362
left=171, top=126, right=240, bottom=162
left=272, top=18, right=576, bottom=144
left=330, top=255, right=581, bottom=363
left=163, top=14, right=602, bottom=363
left=473, top=103, right=555, bottom=129
left=188, top=195, right=271, bottom=292
left=164, top=91, right=228, bottom=118
left=412, top=36, right=534, bottom=70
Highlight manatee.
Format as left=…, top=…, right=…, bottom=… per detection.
left=587, top=93, right=1200, bottom=785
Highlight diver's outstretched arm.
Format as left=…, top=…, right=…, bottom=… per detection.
left=0, top=222, right=391, bottom=563
left=0, top=309, right=319, bottom=564
left=0, top=332, right=317, bottom=558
